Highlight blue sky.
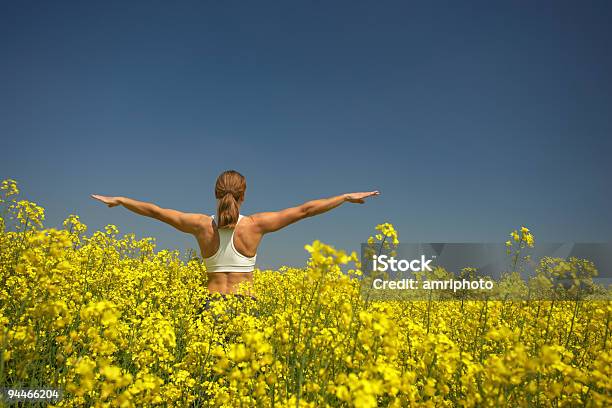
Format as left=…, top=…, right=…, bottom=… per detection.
left=1, top=1, right=611, bottom=268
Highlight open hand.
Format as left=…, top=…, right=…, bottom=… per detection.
left=345, top=191, right=380, bottom=204
left=91, top=194, right=122, bottom=208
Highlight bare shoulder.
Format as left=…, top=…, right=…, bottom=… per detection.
left=240, top=214, right=259, bottom=227
left=244, top=212, right=275, bottom=225
left=198, top=213, right=213, bottom=223
left=189, top=213, right=213, bottom=232
left=241, top=213, right=273, bottom=233
left=243, top=209, right=302, bottom=234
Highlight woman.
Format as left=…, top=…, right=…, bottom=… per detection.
left=91, top=170, right=379, bottom=295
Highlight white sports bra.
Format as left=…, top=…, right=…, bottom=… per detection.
left=202, top=214, right=256, bottom=273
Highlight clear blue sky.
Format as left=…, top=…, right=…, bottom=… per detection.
left=1, top=1, right=611, bottom=268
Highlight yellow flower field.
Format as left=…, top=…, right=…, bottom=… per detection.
left=0, top=179, right=610, bottom=407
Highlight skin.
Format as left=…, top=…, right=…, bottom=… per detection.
left=91, top=189, right=380, bottom=295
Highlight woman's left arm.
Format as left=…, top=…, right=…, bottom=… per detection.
left=91, top=194, right=207, bottom=234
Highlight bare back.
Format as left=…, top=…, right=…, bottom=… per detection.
left=194, top=214, right=263, bottom=294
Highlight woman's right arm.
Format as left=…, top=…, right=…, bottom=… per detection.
left=250, top=191, right=379, bottom=234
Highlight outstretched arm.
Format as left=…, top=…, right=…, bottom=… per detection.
left=90, top=194, right=207, bottom=234
left=251, top=191, right=379, bottom=234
